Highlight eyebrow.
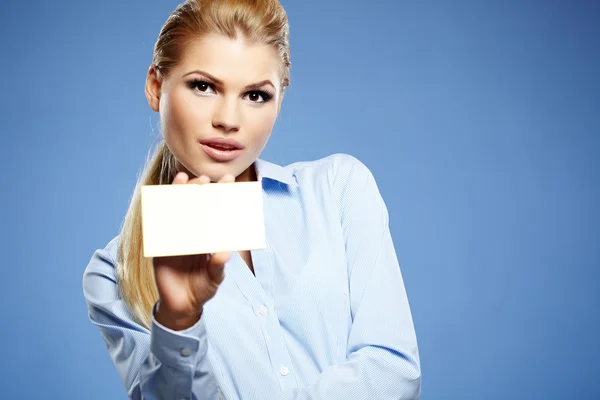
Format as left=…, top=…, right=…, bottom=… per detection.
left=182, top=69, right=275, bottom=90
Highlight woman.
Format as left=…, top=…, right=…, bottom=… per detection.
left=82, top=0, right=421, bottom=399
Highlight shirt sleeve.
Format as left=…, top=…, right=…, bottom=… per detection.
left=82, top=241, right=222, bottom=400
left=276, top=154, right=422, bottom=400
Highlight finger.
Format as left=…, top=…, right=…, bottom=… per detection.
left=218, top=174, right=235, bottom=184
left=172, top=171, right=189, bottom=184
left=188, top=175, right=211, bottom=185
left=206, top=251, right=232, bottom=284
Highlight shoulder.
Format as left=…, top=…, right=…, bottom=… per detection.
left=281, top=153, right=383, bottom=220
left=82, top=235, right=121, bottom=303
left=283, top=152, right=375, bottom=190
left=86, top=235, right=120, bottom=269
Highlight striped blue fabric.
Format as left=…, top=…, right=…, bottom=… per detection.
left=83, top=153, right=421, bottom=400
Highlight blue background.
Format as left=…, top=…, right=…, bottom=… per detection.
left=1, top=0, right=598, bottom=398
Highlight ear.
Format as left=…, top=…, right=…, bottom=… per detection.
left=145, top=65, right=162, bottom=112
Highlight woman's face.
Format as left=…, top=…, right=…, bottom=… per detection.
left=145, top=34, right=284, bottom=182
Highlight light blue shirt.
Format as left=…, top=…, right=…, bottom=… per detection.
left=83, top=153, right=421, bottom=400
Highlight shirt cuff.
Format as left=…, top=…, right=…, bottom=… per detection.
left=150, top=302, right=208, bottom=370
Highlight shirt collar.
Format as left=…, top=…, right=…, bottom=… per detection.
left=254, top=158, right=298, bottom=187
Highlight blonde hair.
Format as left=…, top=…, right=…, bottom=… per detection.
left=117, top=0, right=291, bottom=328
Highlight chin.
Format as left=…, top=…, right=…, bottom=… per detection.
left=192, top=162, right=237, bottom=182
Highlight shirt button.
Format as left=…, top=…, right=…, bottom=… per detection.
left=280, top=365, right=289, bottom=376
left=258, top=305, right=268, bottom=316
left=180, top=347, right=192, bottom=357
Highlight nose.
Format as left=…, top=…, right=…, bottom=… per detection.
left=212, top=96, right=240, bottom=133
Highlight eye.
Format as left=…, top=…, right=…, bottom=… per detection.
left=244, top=90, right=274, bottom=104
left=188, top=79, right=216, bottom=95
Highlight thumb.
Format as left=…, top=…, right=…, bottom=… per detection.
left=206, top=251, right=232, bottom=284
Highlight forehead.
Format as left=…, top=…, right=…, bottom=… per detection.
left=177, top=34, right=281, bottom=85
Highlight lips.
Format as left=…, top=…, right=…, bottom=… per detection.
left=210, top=144, right=234, bottom=150
left=199, top=137, right=244, bottom=150
left=199, top=137, right=244, bottom=162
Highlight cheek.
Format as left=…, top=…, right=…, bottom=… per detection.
left=161, top=91, right=211, bottom=142
left=244, top=106, right=278, bottom=138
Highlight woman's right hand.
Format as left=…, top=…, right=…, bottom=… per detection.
left=152, top=171, right=235, bottom=331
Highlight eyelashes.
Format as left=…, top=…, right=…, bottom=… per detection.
left=187, top=79, right=274, bottom=104
left=188, top=79, right=213, bottom=94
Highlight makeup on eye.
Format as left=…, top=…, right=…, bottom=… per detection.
left=186, top=78, right=275, bottom=103
left=187, top=79, right=216, bottom=94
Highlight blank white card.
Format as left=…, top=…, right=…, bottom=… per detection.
left=140, top=181, right=266, bottom=258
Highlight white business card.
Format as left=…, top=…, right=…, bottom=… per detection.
left=140, top=181, right=266, bottom=258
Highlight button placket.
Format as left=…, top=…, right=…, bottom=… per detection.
left=258, top=305, right=269, bottom=316
left=180, top=347, right=192, bottom=357
left=279, top=365, right=289, bottom=376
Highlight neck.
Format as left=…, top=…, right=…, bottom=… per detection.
left=236, top=162, right=258, bottom=183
